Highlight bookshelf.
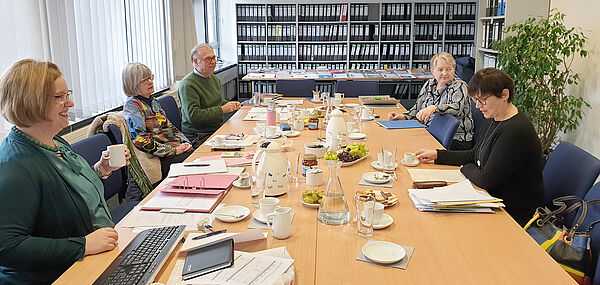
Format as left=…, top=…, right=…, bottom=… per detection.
left=475, top=0, right=550, bottom=70
left=235, top=1, right=478, bottom=97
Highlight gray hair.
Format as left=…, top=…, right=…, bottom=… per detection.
left=122, top=62, right=151, bottom=97
left=190, top=43, right=214, bottom=62
left=430, top=52, right=456, bottom=69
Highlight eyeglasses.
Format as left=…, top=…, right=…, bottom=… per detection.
left=472, top=95, right=491, bottom=106
left=202, top=56, right=217, bottom=63
left=141, top=74, right=155, bottom=84
left=54, top=90, right=73, bottom=103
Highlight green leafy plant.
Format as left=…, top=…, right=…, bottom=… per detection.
left=494, top=10, right=590, bottom=155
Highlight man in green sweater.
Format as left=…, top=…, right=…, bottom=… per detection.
left=178, top=43, right=241, bottom=147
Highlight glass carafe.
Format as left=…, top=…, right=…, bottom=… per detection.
left=318, top=160, right=351, bottom=225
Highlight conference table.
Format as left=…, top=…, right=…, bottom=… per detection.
left=56, top=98, right=575, bottom=284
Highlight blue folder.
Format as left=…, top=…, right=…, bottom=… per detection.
left=377, top=120, right=427, bottom=129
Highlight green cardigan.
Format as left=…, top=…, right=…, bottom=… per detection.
left=0, top=129, right=98, bottom=284
left=178, top=72, right=226, bottom=134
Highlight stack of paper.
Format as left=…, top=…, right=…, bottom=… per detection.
left=408, top=180, right=504, bottom=213
left=198, top=152, right=254, bottom=167
left=167, top=160, right=228, bottom=177
left=407, top=169, right=466, bottom=182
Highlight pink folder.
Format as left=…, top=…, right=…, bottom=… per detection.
left=166, top=174, right=238, bottom=190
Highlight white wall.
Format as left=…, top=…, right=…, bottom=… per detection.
left=550, top=0, right=600, bottom=158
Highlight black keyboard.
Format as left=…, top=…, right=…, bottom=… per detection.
left=94, top=225, right=186, bottom=285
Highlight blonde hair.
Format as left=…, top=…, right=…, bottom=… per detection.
left=190, top=43, right=213, bottom=62
left=0, top=59, right=62, bottom=127
left=122, top=62, right=152, bottom=97
left=430, top=52, right=456, bottom=69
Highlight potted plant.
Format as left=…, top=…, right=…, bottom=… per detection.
left=494, top=10, right=590, bottom=155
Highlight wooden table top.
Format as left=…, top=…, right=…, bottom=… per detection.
left=56, top=99, right=575, bottom=285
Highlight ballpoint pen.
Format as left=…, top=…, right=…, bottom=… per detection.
left=192, top=229, right=227, bottom=240
left=184, top=163, right=211, bottom=167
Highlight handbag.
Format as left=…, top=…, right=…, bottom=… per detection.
left=524, top=196, right=600, bottom=285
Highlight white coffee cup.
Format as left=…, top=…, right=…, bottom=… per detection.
left=293, top=120, right=304, bottom=131
left=107, top=144, right=127, bottom=168
left=377, top=151, right=394, bottom=168
left=373, top=202, right=385, bottom=224
left=265, top=126, right=278, bottom=139
left=334, top=92, right=344, bottom=100
left=404, top=152, right=417, bottom=164
left=306, top=168, right=323, bottom=186
left=312, top=91, right=321, bottom=101
left=238, top=173, right=251, bottom=187
left=259, top=197, right=280, bottom=215
left=331, top=98, right=342, bottom=107
left=213, top=136, right=224, bottom=146
left=360, top=107, right=372, bottom=120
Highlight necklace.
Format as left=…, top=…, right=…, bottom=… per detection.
left=476, top=121, right=502, bottom=168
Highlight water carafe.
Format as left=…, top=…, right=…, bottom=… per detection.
left=317, top=160, right=351, bottom=225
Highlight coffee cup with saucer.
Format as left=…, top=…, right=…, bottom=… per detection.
left=401, top=152, right=419, bottom=167
left=233, top=173, right=251, bottom=188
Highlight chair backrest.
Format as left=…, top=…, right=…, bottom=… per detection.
left=470, top=100, right=486, bottom=143
left=107, top=124, right=123, bottom=144
left=275, top=79, right=316, bottom=97
left=428, top=114, right=460, bottom=149
left=157, top=95, right=182, bottom=130
left=571, top=183, right=600, bottom=284
left=71, top=133, right=125, bottom=202
left=544, top=142, right=600, bottom=207
left=335, top=81, right=379, bottom=97
left=455, top=56, right=475, bottom=83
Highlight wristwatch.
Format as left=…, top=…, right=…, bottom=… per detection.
left=94, top=163, right=111, bottom=180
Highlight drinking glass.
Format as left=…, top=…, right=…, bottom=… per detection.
left=381, top=146, right=397, bottom=171
left=355, top=194, right=375, bottom=238
left=255, top=121, right=266, bottom=137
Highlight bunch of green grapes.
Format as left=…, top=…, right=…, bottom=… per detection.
left=346, top=143, right=369, bottom=158
left=324, top=150, right=338, bottom=160
left=302, top=189, right=324, bottom=204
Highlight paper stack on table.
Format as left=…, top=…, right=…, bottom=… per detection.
left=408, top=180, right=504, bottom=213
left=407, top=169, right=467, bottom=182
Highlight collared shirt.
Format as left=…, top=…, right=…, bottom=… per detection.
left=404, top=76, right=474, bottom=142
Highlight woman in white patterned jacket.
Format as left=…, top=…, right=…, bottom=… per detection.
left=388, top=52, right=474, bottom=150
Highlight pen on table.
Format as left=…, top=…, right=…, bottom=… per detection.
left=184, top=163, right=211, bottom=167
left=192, top=229, right=227, bottom=240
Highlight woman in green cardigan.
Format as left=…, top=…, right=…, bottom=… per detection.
left=0, top=59, right=130, bottom=284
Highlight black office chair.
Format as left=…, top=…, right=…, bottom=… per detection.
left=428, top=114, right=460, bottom=149
left=276, top=79, right=316, bottom=97
left=335, top=80, right=379, bottom=97
left=157, top=95, right=182, bottom=130
left=71, top=133, right=137, bottom=223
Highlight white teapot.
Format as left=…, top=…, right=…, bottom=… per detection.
left=252, top=141, right=289, bottom=196
left=325, top=109, right=348, bottom=148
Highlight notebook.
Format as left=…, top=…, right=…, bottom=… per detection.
left=182, top=238, right=234, bottom=280
left=377, top=120, right=427, bottom=129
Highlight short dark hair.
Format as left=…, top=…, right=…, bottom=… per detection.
left=467, top=68, right=514, bottom=102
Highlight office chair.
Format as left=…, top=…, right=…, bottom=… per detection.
left=470, top=100, right=486, bottom=144
left=276, top=79, right=316, bottom=97
left=335, top=80, right=379, bottom=97
left=71, top=133, right=137, bottom=223
left=157, top=95, right=182, bottom=130
left=428, top=114, right=460, bottom=149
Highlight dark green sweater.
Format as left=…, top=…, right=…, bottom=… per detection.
left=0, top=129, right=99, bottom=284
left=178, top=72, right=226, bottom=134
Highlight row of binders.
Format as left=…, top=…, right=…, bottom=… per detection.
left=381, top=23, right=411, bottom=41
left=445, top=23, right=476, bottom=40
left=481, top=21, right=505, bottom=49
left=298, top=24, right=347, bottom=42
left=267, top=44, right=297, bottom=61
left=349, top=24, right=379, bottom=41
left=298, top=44, right=347, bottom=61
left=237, top=5, right=265, bottom=22
left=381, top=43, right=411, bottom=61
left=445, top=43, right=474, bottom=58
left=237, top=24, right=265, bottom=42
left=381, top=3, right=412, bottom=20
left=413, top=43, right=444, bottom=60
left=349, top=4, right=375, bottom=21
left=267, top=25, right=296, bottom=42
left=446, top=3, right=478, bottom=20
left=350, top=44, right=379, bottom=61
left=485, top=0, right=506, bottom=17
left=298, top=4, right=348, bottom=22
left=414, top=3, right=446, bottom=20
left=266, top=4, right=295, bottom=22
left=409, top=180, right=504, bottom=213
left=414, top=23, right=444, bottom=41
left=237, top=44, right=266, bottom=61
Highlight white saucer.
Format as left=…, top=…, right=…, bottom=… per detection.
left=371, top=161, right=398, bottom=171
left=348, top=132, right=367, bottom=140
left=401, top=159, right=419, bottom=167
left=213, top=205, right=250, bottom=223
left=253, top=209, right=269, bottom=224
left=373, top=213, right=394, bottom=230
left=362, top=241, right=406, bottom=264
left=362, top=172, right=392, bottom=184
left=300, top=197, right=320, bottom=208
left=282, top=130, right=300, bottom=137
left=360, top=117, right=375, bottom=122
left=309, top=99, right=322, bottom=103
left=344, top=103, right=360, bottom=108
left=232, top=179, right=251, bottom=189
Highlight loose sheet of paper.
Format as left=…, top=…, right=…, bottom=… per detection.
left=141, top=191, right=223, bottom=212
left=168, top=160, right=228, bottom=177
left=184, top=251, right=294, bottom=285
left=118, top=206, right=214, bottom=229
left=407, top=169, right=467, bottom=182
